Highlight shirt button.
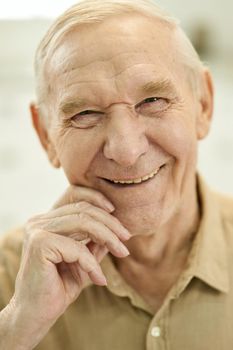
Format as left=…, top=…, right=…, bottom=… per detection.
left=151, top=326, right=161, bottom=337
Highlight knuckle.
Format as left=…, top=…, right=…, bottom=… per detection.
left=24, top=229, right=45, bottom=251
left=70, top=186, right=107, bottom=204
left=75, top=201, right=91, bottom=211
left=92, top=233, right=105, bottom=245
left=76, top=211, right=89, bottom=223
left=75, top=241, right=87, bottom=253
left=26, top=215, right=56, bottom=234
left=66, top=185, right=84, bottom=203
left=25, top=218, right=41, bottom=239
left=40, top=219, right=57, bottom=232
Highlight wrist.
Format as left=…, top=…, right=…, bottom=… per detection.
left=0, top=303, right=28, bottom=350
left=1, top=297, right=56, bottom=350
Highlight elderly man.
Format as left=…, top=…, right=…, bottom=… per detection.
left=0, top=0, right=232, bottom=349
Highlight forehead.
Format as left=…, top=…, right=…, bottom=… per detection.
left=49, top=14, right=177, bottom=69
left=46, top=14, right=185, bottom=102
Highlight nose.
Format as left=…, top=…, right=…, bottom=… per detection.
left=103, top=111, right=149, bottom=167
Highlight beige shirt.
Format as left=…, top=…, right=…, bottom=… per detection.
left=1, top=176, right=233, bottom=350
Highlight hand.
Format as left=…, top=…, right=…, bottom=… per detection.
left=12, top=185, right=131, bottom=330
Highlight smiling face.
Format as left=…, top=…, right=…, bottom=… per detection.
left=34, top=14, right=213, bottom=235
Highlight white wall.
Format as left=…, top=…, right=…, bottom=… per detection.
left=157, top=0, right=233, bottom=54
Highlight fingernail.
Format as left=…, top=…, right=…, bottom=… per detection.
left=105, top=202, right=115, bottom=212
left=121, top=228, right=132, bottom=240
left=92, top=266, right=108, bottom=286
left=97, top=273, right=108, bottom=286
left=118, top=243, right=130, bottom=257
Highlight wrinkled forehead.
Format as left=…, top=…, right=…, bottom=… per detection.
left=45, top=14, right=182, bottom=82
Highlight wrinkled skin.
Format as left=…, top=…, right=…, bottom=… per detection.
left=39, top=14, right=213, bottom=242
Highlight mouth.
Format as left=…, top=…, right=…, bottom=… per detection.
left=102, top=164, right=165, bottom=187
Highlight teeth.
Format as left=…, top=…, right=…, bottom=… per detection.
left=111, top=168, right=160, bottom=185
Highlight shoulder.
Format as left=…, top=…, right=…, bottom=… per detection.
left=0, top=227, right=25, bottom=271
left=214, top=191, right=233, bottom=224
left=0, top=227, right=25, bottom=255
left=0, top=227, right=25, bottom=309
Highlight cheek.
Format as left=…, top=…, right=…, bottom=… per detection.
left=53, top=128, right=101, bottom=184
left=149, top=115, right=197, bottom=160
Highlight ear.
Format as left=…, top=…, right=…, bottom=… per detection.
left=196, top=69, right=214, bottom=140
left=30, top=103, right=61, bottom=168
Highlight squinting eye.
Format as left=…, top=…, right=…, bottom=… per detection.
left=143, top=97, right=158, bottom=104
left=70, top=110, right=103, bottom=129
left=136, top=96, right=169, bottom=116
left=78, top=110, right=97, bottom=115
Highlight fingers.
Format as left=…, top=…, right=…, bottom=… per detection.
left=30, top=231, right=107, bottom=286
left=40, top=202, right=130, bottom=241
left=67, top=242, right=109, bottom=288
left=44, top=214, right=129, bottom=257
left=53, top=185, right=115, bottom=212
left=28, top=202, right=131, bottom=258
left=87, top=242, right=109, bottom=263
left=24, top=185, right=131, bottom=290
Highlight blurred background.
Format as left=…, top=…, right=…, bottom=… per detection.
left=0, top=0, right=233, bottom=234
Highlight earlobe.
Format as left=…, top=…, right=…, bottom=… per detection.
left=47, top=143, right=61, bottom=168
left=196, top=69, right=214, bottom=140
left=30, top=103, right=61, bottom=168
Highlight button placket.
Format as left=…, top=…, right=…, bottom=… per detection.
left=147, top=313, right=168, bottom=349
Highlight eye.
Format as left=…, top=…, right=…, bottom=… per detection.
left=136, top=96, right=169, bottom=116
left=70, top=110, right=103, bottom=129
left=78, top=110, right=97, bottom=116
left=136, top=97, right=161, bottom=108
left=143, top=97, right=159, bottom=104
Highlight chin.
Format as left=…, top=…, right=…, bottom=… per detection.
left=113, top=205, right=164, bottom=236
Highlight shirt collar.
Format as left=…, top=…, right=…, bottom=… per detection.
left=187, top=175, right=229, bottom=293
left=101, top=253, right=151, bottom=312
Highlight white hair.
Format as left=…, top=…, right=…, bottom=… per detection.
left=34, top=0, right=204, bottom=113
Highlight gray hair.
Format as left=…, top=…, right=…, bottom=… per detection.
left=35, top=0, right=204, bottom=114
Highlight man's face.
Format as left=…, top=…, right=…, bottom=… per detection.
left=43, top=14, right=210, bottom=234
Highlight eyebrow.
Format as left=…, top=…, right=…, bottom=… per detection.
left=140, top=79, right=177, bottom=96
left=59, top=99, right=88, bottom=115
left=59, top=79, right=177, bottom=115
